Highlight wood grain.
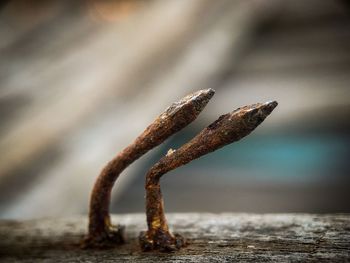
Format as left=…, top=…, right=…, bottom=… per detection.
left=0, top=213, right=349, bottom=262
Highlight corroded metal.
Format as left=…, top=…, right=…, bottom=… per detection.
left=84, top=89, right=215, bottom=247
left=140, top=101, right=278, bottom=252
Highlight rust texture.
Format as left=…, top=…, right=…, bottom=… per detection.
left=140, top=101, right=278, bottom=252
left=84, top=89, right=215, bottom=247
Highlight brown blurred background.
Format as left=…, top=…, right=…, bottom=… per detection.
left=0, top=0, right=349, bottom=219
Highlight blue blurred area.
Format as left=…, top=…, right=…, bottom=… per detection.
left=195, top=134, right=349, bottom=181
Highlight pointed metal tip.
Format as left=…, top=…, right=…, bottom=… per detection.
left=187, top=88, right=215, bottom=104
left=161, top=89, right=215, bottom=120
left=226, top=100, right=278, bottom=131
left=192, top=88, right=215, bottom=100
left=261, top=100, right=278, bottom=115
left=265, top=100, right=278, bottom=109
left=204, top=88, right=215, bottom=97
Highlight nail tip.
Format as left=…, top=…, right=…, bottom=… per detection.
left=266, top=100, right=278, bottom=107
left=262, top=100, right=278, bottom=113
left=200, top=88, right=215, bottom=98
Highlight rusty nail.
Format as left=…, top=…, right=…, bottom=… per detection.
left=83, top=89, right=215, bottom=248
left=139, top=101, right=278, bottom=252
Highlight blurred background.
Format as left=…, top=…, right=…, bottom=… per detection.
left=0, top=0, right=349, bottom=219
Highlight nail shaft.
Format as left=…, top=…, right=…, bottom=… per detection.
left=85, top=89, right=215, bottom=247
left=141, top=101, right=278, bottom=251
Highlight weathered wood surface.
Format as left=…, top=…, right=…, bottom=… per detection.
left=0, top=213, right=349, bottom=262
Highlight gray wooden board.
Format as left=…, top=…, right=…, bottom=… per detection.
left=0, top=213, right=349, bottom=262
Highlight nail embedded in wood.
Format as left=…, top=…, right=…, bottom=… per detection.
left=83, top=89, right=215, bottom=248
left=139, top=101, right=278, bottom=252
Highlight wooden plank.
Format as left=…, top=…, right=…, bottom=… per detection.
left=0, top=213, right=349, bottom=262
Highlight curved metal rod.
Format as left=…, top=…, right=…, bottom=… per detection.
left=84, top=89, right=215, bottom=247
left=140, top=101, right=278, bottom=251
